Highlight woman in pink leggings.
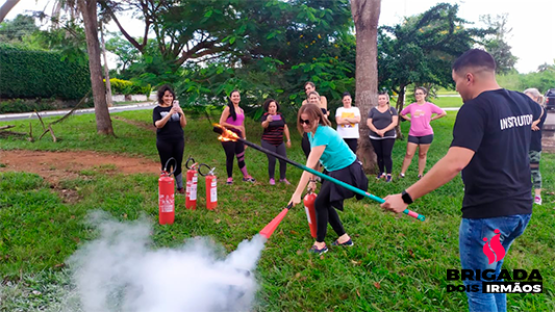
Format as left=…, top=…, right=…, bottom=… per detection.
left=399, top=87, right=446, bottom=179
left=219, top=90, right=256, bottom=185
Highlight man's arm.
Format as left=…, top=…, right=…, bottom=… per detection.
left=380, top=147, right=475, bottom=213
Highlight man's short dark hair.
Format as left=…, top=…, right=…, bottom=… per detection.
left=452, top=49, right=496, bottom=73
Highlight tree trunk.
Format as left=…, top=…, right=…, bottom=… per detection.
left=78, top=0, right=114, bottom=135
left=395, top=84, right=406, bottom=139
left=100, top=21, right=113, bottom=107
left=0, top=0, right=20, bottom=23
left=351, top=0, right=381, bottom=174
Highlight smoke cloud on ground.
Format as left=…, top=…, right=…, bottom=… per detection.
left=55, top=211, right=266, bottom=312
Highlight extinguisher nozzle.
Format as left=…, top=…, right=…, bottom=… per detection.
left=259, top=208, right=289, bottom=239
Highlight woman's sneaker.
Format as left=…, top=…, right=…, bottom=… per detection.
left=279, top=178, right=291, bottom=185
left=309, top=244, right=328, bottom=255
left=331, top=238, right=354, bottom=247
left=269, top=178, right=276, bottom=185
left=385, top=175, right=392, bottom=183
left=226, top=178, right=233, bottom=185
left=243, top=176, right=256, bottom=183
left=398, top=173, right=405, bottom=179
left=534, top=195, right=542, bottom=205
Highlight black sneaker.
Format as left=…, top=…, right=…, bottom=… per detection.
left=309, top=245, right=328, bottom=255
left=331, top=238, right=354, bottom=247
left=242, top=176, right=256, bottom=183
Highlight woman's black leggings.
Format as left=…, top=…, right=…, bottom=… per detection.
left=222, top=141, right=247, bottom=178
left=343, top=138, right=358, bottom=154
left=261, top=140, right=287, bottom=179
left=370, top=138, right=395, bottom=174
left=314, top=180, right=346, bottom=243
left=156, top=137, right=185, bottom=189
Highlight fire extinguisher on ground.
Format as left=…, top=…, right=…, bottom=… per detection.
left=185, top=157, right=198, bottom=210
left=199, top=163, right=217, bottom=210
left=304, top=189, right=318, bottom=238
left=159, top=157, right=176, bottom=225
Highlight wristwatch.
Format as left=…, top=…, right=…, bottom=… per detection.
left=401, top=190, right=413, bottom=205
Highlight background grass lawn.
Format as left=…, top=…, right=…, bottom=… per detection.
left=1, top=109, right=554, bottom=311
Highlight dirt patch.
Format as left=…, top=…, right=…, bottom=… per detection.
left=0, top=150, right=161, bottom=186
left=113, top=116, right=156, bottom=132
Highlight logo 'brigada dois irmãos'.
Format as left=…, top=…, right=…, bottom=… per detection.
left=483, top=229, right=505, bottom=264
left=447, top=229, right=543, bottom=294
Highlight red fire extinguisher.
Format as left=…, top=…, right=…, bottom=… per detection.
left=304, top=190, right=318, bottom=238
left=159, top=158, right=176, bottom=225
left=199, top=163, right=217, bottom=210
left=185, top=157, right=198, bottom=210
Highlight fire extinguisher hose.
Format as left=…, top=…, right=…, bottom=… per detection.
left=163, top=157, right=177, bottom=176
left=185, top=157, right=197, bottom=170
left=197, top=163, right=215, bottom=176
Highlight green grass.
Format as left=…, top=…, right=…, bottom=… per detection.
left=1, top=110, right=554, bottom=311
left=435, top=87, right=459, bottom=96
left=430, top=96, right=464, bottom=108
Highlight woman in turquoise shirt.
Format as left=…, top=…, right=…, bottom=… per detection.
left=288, top=104, right=368, bottom=255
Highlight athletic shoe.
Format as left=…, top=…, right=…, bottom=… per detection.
left=534, top=195, right=542, bottom=205
left=279, top=178, right=291, bottom=185
left=243, top=176, right=256, bottom=183
left=376, top=173, right=385, bottom=180
left=309, top=245, right=328, bottom=255
left=418, top=174, right=423, bottom=179
left=398, top=173, right=405, bottom=179
left=385, top=175, right=392, bottom=183
left=177, top=188, right=185, bottom=194
left=331, top=238, right=354, bottom=247
left=226, top=178, right=233, bottom=185
left=269, top=178, right=276, bottom=185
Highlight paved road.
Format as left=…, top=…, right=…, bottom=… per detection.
left=0, top=103, right=461, bottom=122
left=0, top=102, right=157, bottom=122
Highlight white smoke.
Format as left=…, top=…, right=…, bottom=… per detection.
left=60, top=211, right=266, bottom=312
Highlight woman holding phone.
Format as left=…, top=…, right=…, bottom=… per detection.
left=261, top=99, right=292, bottom=185
left=152, top=85, right=187, bottom=193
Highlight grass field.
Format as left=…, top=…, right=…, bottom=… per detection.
left=1, top=110, right=554, bottom=311
left=430, top=96, right=464, bottom=108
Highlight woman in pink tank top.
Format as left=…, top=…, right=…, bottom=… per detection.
left=219, top=90, right=256, bottom=185
left=398, top=87, right=446, bottom=179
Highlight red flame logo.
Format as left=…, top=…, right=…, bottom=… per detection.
left=482, top=229, right=506, bottom=264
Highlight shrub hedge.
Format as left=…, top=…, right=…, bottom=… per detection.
left=0, top=44, right=90, bottom=100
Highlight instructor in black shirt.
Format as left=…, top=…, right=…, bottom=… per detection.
left=381, top=49, right=541, bottom=312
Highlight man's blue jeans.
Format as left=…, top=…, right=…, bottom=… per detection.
left=459, top=214, right=531, bottom=312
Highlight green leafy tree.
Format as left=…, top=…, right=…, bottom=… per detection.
left=480, top=14, right=517, bottom=74
left=378, top=3, right=489, bottom=116
left=105, top=35, right=140, bottom=74
left=0, top=14, right=39, bottom=43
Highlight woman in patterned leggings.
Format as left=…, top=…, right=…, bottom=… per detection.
left=524, top=88, right=547, bottom=205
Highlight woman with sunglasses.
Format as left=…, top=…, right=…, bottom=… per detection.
left=288, top=104, right=368, bottom=255
left=301, top=90, right=327, bottom=158
left=398, top=87, right=446, bottom=179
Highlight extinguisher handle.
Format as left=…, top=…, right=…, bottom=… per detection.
left=163, top=157, right=177, bottom=176
left=197, top=163, right=212, bottom=176
left=185, top=157, right=196, bottom=170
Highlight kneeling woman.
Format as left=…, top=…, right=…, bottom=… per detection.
left=288, top=104, right=368, bottom=255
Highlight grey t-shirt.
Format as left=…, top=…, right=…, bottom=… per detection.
left=368, top=106, right=398, bottom=139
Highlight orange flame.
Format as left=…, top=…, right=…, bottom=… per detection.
left=214, top=124, right=240, bottom=142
